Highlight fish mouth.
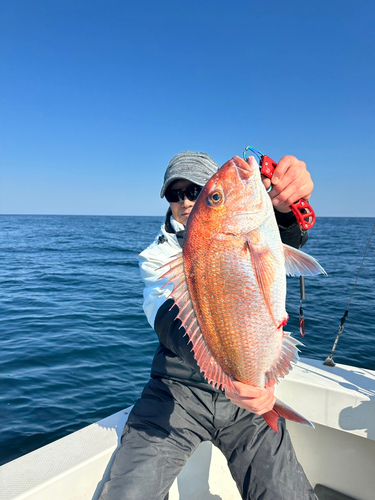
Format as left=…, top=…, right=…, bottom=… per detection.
left=234, top=156, right=257, bottom=184
left=234, top=164, right=253, bottom=184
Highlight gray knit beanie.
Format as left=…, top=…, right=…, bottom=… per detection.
left=160, top=151, right=220, bottom=198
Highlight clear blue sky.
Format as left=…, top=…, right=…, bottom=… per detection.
left=1, top=0, right=374, bottom=217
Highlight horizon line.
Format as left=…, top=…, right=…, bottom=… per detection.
left=1, top=213, right=374, bottom=219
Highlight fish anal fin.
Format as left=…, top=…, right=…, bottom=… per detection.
left=283, top=244, right=327, bottom=277
left=265, top=332, right=303, bottom=386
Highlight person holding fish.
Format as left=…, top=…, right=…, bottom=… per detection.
left=100, top=151, right=323, bottom=500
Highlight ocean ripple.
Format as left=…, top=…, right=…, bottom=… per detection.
left=0, top=215, right=374, bottom=465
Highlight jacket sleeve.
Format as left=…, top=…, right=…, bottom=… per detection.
left=154, top=298, right=201, bottom=371
left=139, top=242, right=173, bottom=329
left=139, top=239, right=201, bottom=370
left=274, top=210, right=308, bottom=249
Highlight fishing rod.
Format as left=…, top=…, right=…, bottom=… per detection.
left=324, top=222, right=375, bottom=367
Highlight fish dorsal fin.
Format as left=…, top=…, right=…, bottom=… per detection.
left=283, top=244, right=327, bottom=277
left=264, top=332, right=303, bottom=386
left=158, top=254, right=235, bottom=392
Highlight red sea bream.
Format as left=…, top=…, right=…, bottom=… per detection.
left=160, top=155, right=326, bottom=432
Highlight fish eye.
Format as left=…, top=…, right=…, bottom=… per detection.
left=209, top=190, right=224, bottom=205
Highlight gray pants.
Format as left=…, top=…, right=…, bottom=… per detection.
left=99, top=378, right=316, bottom=500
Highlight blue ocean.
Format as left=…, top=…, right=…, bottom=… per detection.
left=1, top=215, right=374, bottom=466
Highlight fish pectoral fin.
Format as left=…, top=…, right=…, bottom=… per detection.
left=246, top=239, right=278, bottom=326
left=283, top=244, right=327, bottom=277
left=265, top=332, right=302, bottom=385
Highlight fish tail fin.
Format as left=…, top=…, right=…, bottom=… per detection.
left=262, top=398, right=315, bottom=433
left=262, top=409, right=280, bottom=433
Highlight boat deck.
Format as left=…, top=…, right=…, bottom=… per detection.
left=1, top=357, right=375, bottom=500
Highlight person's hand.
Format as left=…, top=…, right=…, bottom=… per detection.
left=225, top=380, right=276, bottom=415
left=262, top=156, right=314, bottom=213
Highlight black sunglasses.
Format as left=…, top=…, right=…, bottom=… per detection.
left=165, top=185, right=202, bottom=203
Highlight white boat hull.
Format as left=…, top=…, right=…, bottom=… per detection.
left=1, top=357, right=375, bottom=500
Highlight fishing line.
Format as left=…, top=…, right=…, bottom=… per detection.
left=324, top=221, right=375, bottom=367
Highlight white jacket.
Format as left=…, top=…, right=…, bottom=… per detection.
left=139, top=217, right=184, bottom=328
